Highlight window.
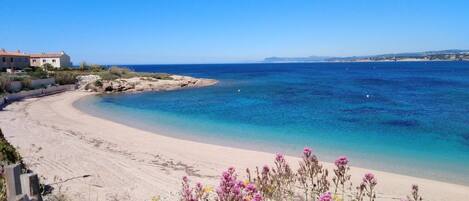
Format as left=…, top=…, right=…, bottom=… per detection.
left=10, top=58, right=13, bottom=62
left=2, top=57, right=5, bottom=62
left=32, top=59, right=36, bottom=62
left=43, top=59, right=46, bottom=62
left=52, top=59, right=56, bottom=63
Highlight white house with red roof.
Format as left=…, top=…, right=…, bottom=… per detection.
left=30, top=51, right=72, bottom=68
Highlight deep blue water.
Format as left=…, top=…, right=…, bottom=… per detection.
left=75, top=62, right=469, bottom=185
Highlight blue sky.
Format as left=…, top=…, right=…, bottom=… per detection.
left=1, top=0, right=468, bottom=64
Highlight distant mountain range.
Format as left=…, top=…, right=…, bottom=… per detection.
left=264, top=49, right=469, bottom=63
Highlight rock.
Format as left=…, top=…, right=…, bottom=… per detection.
left=77, top=74, right=217, bottom=93
left=77, top=75, right=102, bottom=90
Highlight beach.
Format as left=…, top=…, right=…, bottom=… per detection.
left=0, top=91, right=468, bottom=201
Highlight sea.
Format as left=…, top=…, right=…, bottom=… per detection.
left=74, top=61, right=469, bottom=185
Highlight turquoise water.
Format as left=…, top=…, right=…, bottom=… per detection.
left=74, top=62, right=469, bottom=185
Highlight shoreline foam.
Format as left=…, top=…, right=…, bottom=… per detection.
left=0, top=91, right=468, bottom=200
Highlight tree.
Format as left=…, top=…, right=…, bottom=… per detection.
left=79, top=61, right=89, bottom=71
left=41, top=63, right=55, bottom=71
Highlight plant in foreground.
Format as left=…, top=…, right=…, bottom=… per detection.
left=401, top=185, right=423, bottom=201
left=180, top=176, right=211, bottom=201
left=355, top=173, right=377, bottom=201
left=247, top=165, right=275, bottom=199
left=332, top=156, right=351, bottom=199
left=178, top=148, right=424, bottom=201
left=319, top=192, right=333, bottom=201
left=216, top=167, right=262, bottom=201
left=269, top=153, right=295, bottom=200
left=297, top=147, right=329, bottom=201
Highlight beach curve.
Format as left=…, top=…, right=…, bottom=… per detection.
left=0, top=91, right=468, bottom=201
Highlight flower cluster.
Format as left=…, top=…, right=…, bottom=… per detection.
left=216, top=167, right=262, bottom=201
left=177, top=148, right=424, bottom=201
left=270, top=153, right=296, bottom=200
left=334, top=156, right=349, bottom=168
left=332, top=156, right=351, bottom=199
left=297, top=147, right=329, bottom=201
left=247, top=165, right=274, bottom=199
left=180, top=176, right=211, bottom=201
left=319, top=192, right=333, bottom=201
left=355, top=173, right=378, bottom=201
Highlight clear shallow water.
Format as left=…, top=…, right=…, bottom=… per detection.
left=74, top=62, right=469, bottom=185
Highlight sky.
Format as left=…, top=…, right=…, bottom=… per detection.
left=1, top=0, right=469, bottom=64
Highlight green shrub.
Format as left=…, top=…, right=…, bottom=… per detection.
left=20, top=78, right=32, bottom=90
left=57, top=66, right=71, bottom=71
left=148, top=73, right=173, bottom=80
left=90, top=64, right=104, bottom=72
left=0, top=75, right=10, bottom=94
left=94, top=80, right=103, bottom=87
left=109, top=67, right=131, bottom=77
left=53, top=71, right=79, bottom=85
left=0, top=128, right=23, bottom=201
left=94, top=71, right=119, bottom=80
left=27, top=68, right=48, bottom=79
left=23, top=67, right=34, bottom=72
left=42, top=63, right=55, bottom=71
left=79, top=62, right=89, bottom=71
left=0, top=129, right=22, bottom=164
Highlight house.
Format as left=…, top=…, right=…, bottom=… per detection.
left=30, top=51, right=72, bottom=68
left=0, top=49, right=30, bottom=70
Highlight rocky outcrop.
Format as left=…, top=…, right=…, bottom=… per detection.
left=77, top=75, right=102, bottom=90
left=80, top=75, right=217, bottom=93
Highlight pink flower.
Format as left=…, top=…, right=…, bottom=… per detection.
left=275, top=153, right=285, bottom=163
left=252, top=192, right=263, bottom=201
left=363, top=173, right=374, bottom=182
left=334, top=156, right=349, bottom=167
left=228, top=166, right=236, bottom=174
left=363, top=173, right=377, bottom=185
left=195, top=182, right=203, bottom=190
left=303, top=147, right=313, bottom=158
left=319, top=192, right=332, bottom=201
left=246, top=183, right=257, bottom=193
left=262, top=165, right=270, bottom=175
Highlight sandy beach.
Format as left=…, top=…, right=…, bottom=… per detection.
left=0, top=91, right=468, bottom=201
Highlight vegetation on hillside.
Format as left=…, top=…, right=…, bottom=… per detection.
left=0, top=63, right=173, bottom=95
left=0, top=128, right=23, bottom=201
left=51, top=63, right=173, bottom=83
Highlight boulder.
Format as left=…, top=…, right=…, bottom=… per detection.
left=76, top=75, right=101, bottom=90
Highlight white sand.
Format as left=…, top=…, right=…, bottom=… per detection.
left=0, top=91, right=467, bottom=201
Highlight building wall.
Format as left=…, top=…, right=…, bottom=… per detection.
left=0, top=56, right=30, bottom=69
left=30, top=57, right=61, bottom=68
left=60, top=54, right=72, bottom=67
left=30, top=54, right=72, bottom=68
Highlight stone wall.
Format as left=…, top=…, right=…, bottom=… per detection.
left=6, top=78, right=55, bottom=93
left=0, top=84, right=75, bottom=109
left=30, top=78, right=55, bottom=88
left=7, top=81, right=22, bottom=92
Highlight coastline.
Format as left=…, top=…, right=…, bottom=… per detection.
left=0, top=91, right=468, bottom=200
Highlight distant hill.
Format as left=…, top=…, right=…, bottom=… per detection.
left=264, top=56, right=332, bottom=62
left=263, top=49, right=469, bottom=62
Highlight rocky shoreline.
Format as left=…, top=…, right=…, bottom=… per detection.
left=77, top=74, right=218, bottom=93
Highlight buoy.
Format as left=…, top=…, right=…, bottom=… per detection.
left=366, top=94, right=370, bottom=98
left=237, top=89, right=241, bottom=92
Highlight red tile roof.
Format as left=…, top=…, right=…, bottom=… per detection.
left=30, top=53, right=64, bottom=58
left=0, top=49, right=29, bottom=57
